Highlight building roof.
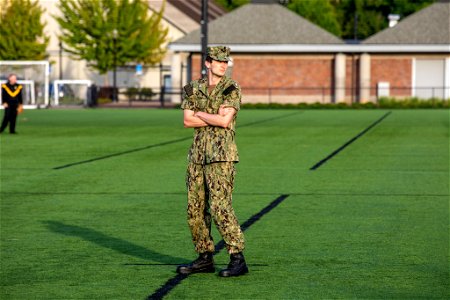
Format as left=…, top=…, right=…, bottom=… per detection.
left=170, top=2, right=344, bottom=48
left=149, top=0, right=226, bottom=35
left=167, top=0, right=226, bottom=23
left=364, top=1, right=450, bottom=44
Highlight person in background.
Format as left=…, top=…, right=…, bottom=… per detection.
left=1, top=74, right=23, bottom=134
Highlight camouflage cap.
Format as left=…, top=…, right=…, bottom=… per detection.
left=207, top=46, right=230, bottom=62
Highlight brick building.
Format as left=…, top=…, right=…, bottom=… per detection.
left=169, top=0, right=450, bottom=104
left=362, top=1, right=450, bottom=100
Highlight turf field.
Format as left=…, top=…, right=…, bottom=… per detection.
left=0, top=108, right=448, bottom=299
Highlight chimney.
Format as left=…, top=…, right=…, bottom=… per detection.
left=388, top=14, right=400, bottom=27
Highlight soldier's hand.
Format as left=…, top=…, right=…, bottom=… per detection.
left=2, top=103, right=8, bottom=108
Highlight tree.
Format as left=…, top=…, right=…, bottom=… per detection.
left=386, top=0, right=435, bottom=18
left=55, top=0, right=168, bottom=74
left=214, top=0, right=435, bottom=40
left=288, top=0, right=341, bottom=36
left=214, top=0, right=250, bottom=11
left=0, top=0, right=49, bottom=60
left=335, top=0, right=435, bottom=40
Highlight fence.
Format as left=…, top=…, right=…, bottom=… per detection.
left=240, top=86, right=450, bottom=104
left=90, top=86, right=182, bottom=107
left=55, top=85, right=449, bottom=107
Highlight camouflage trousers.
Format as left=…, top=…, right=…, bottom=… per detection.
left=185, top=162, right=245, bottom=254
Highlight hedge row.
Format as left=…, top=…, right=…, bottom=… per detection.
left=240, top=97, right=449, bottom=109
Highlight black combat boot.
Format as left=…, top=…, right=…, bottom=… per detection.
left=219, top=252, right=248, bottom=277
left=176, top=252, right=215, bottom=275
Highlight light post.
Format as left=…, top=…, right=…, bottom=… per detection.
left=59, top=41, right=63, bottom=80
left=200, top=0, right=208, bottom=77
left=112, top=29, right=118, bottom=102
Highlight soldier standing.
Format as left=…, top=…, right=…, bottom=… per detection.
left=177, top=46, right=248, bottom=277
left=1, top=74, right=23, bottom=134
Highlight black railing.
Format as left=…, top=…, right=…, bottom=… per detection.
left=240, top=86, right=449, bottom=103
left=87, top=85, right=449, bottom=107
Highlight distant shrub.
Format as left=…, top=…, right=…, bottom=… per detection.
left=97, top=97, right=112, bottom=105
left=124, top=87, right=155, bottom=101
left=240, top=98, right=449, bottom=109
left=377, top=97, right=448, bottom=109
left=124, top=87, right=140, bottom=101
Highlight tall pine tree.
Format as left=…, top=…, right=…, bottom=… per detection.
left=0, top=0, right=49, bottom=60
left=56, top=0, right=168, bottom=74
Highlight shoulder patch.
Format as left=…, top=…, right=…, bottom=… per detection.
left=223, top=84, right=237, bottom=96
left=183, top=84, right=193, bottom=96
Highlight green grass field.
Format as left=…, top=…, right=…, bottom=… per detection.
left=1, top=108, right=448, bottom=299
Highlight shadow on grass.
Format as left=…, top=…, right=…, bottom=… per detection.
left=43, top=221, right=188, bottom=264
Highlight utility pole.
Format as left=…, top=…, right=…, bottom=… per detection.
left=112, top=29, right=118, bottom=102
left=200, top=0, right=208, bottom=78
left=59, top=41, right=63, bottom=80
left=352, top=10, right=358, bottom=103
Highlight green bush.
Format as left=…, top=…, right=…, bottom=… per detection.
left=140, top=87, right=154, bottom=97
left=124, top=87, right=140, bottom=101
left=377, top=97, right=448, bottom=109
left=239, top=97, right=449, bottom=109
left=97, top=97, right=112, bottom=105
left=124, top=87, right=155, bottom=101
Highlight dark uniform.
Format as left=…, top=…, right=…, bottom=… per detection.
left=1, top=82, right=23, bottom=134
left=177, top=46, right=248, bottom=278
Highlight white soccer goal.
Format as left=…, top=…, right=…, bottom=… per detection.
left=52, top=80, right=92, bottom=106
left=0, top=60, right=50, bottom=108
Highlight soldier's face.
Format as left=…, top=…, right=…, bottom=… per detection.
left=207, top=60, right=228, bottom=77
left=9, top=75, right=17, bottom=85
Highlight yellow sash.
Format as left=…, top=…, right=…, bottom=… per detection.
left=2, top=84, right=22, bottom=98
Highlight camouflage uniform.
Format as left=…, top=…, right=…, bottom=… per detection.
left=181, top=47, right=244, bottom=254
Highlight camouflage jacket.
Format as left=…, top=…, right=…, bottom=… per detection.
left=181, top=76, right=241, bottom=164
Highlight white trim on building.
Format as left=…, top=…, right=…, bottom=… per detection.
left=411, top=57, right=416, bottom=97
left=445, top=57, right=450, bottom=99
left=169, top=44, right=450, bottom=53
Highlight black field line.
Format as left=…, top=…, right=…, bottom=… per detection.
left=310, top=111, right=392, bottom=170
left=238, top=111, right=301, bottom=128
left=3, top=191, right=448, bottom=197
left=53, top=136, right=192, bottom=170
left=123, top=263, right=268, bottom=267
left=147, top=194, right=290, bottom=300
left=53, top=112, right=300, bottom=170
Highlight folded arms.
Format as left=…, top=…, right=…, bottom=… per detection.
left=184, top=106, right=236, bottom=129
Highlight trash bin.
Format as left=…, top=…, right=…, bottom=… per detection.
left=87, top=84, right=98, bottom=107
